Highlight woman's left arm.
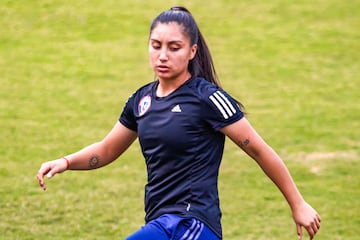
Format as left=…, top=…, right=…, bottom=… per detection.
left=221, top=117, right=321, bottom=240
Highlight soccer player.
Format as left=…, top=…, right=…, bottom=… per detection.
left=37, top=6, right=321, bottom=240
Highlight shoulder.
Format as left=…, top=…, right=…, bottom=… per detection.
left=125, top=81, right=156, bottom=102
left=185, top=77, right=221, bottom=98
left=187, top=77, right=243, bottom=121
left=134, top=81, right=156, bottom=96
left=186, top=77, right=236, bottom=104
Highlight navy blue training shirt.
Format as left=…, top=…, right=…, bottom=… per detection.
left=119, top=77, right=244, bottom=238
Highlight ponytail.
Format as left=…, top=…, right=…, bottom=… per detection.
left=189, top=29, right=221, bottom=88
left=150, top=6, right=245, bottom=110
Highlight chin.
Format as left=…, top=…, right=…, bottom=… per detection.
left=157, top=73, right=174, bottom=80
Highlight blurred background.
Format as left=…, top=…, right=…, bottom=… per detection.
left=0, top=0, right=359, bottom=239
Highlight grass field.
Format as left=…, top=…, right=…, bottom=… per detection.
left=1, top=0, right=359, bottom=239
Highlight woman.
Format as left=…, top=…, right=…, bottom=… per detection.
left=37, top=6, right=321, bottom=240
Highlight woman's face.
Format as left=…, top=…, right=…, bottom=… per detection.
left=149, top=22, right=197, bottom=82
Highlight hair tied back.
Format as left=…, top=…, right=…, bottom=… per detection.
left=170, top=6, right=191, bottom=13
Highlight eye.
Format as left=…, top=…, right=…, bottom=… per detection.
left=151, top=44, right=161, bottom=50
left=169, top=44, right=181, bottom=51
left=170, top=47, right=180, bottom=51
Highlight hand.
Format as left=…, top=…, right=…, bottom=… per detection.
left=36, top=158, right=69, bottom=190
left=292, top=201, right=321, bottom=239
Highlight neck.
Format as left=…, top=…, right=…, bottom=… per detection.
left=156, top=72, right=191, bottom=97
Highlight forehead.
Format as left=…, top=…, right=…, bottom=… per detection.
left=150, top=22, right=189, bottom=42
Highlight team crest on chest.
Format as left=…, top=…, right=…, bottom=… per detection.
left=138, top=95, right=152, bottom=116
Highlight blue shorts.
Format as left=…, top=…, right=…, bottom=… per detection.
left=125, top=214, right=220, bottom=240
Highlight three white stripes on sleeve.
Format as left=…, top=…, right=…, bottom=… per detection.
left=209, top=91, right=237, bottom=119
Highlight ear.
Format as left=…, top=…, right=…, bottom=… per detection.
left=189, top=44, right=198, bottom=60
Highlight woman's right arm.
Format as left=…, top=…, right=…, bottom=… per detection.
left=36, top=122, right=137, bottom=190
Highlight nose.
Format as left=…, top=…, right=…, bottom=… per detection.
left=159, top=47, right=168, bottom=61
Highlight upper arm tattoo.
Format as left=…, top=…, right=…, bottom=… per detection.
left=89, top=155, right=100, bottom=169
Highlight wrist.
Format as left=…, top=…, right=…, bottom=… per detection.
left=289, top=197, right=306, bottom=212
left=62, top=157, right=71, bottom=170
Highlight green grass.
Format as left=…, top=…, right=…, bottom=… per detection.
left=1, top=0, right=359, bottom=239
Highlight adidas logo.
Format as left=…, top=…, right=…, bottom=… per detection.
left=171, top=104, right=182, bottom=113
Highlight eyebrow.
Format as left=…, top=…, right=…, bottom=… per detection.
left=150, top=38, right=184, bottom=44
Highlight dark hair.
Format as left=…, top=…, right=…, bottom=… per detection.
left=150, top=6, right=220, bottom=87
left=150, top=6, right=245, bottom=111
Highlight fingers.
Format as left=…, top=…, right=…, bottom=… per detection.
left=306, top=225, right=315, bottom=240
left=297, top=224, right=316, bottom=240
left=36, top=174, right=46, bottom=190
left=36, top=160, right=63, bottom=190
left=302, top=214, right=321, bottom=240
left=315, top=213, right=322, bottom=228
left=36, top=173, right=47, bottom=191
left=37, top=164, right=51, bottom=190
left=293, top=202, right=321, bottom=239
left=46, top=167, right=58, bottom=179
left=296, top=224, right=303, bottom=240
left=310, top=213, right=321, bottom=239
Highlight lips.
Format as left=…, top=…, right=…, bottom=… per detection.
left=156, top=65, right=170, bottom=72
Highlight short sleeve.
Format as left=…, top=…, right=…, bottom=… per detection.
left=119, top=93, right=138, bottom=132
left=202, top=89, right=244, bottom=131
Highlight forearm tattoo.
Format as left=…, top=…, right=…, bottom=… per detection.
left=240, top=138, right=250, bottom=147
left=89, top=155, right=100, bottom=169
